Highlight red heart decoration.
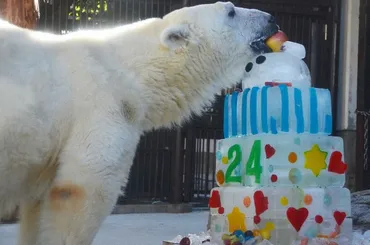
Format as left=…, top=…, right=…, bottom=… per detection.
left=328, top=151, right=347, bottom=174
left=209, top=190, right=221, bottom=208
left=254, top=191, right=269, bottom=216
left=254, top=215, right=261, bottom=224
left=333, top=211, right=346, bottom=226
left=265, top=144, right=276, bottom=159
left=286, top=207, right=309, bottom=232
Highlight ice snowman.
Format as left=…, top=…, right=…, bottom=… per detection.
left=242, top=31, right=311, bottom=89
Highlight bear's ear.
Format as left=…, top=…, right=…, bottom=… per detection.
left=160, top=24, right=191, bottom=50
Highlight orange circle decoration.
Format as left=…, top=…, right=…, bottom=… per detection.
left=303, top=194, right=313, bottom=205
left=216, top=170, right=225, bottom=185
left=288, top=152, right=298, bottom=163
left=221, top=156, right=229, bottom=164
left=243, top=196, right=251, bottom=208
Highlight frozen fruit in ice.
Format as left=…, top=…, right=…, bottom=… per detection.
left=244, top=230, right=254, bottom=238
left=222, top=234, right=231, bottom=240
left=179, top=237, right=190, bottom=245
left=233, top=230, right=244, bottom=238
left=231, top=242, right=242, bottom=245
left=265, top=31, right=288, bottom=52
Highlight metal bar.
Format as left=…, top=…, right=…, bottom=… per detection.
left=125, top=0, right=128, bottom=23
left=212, top=130, right=217, bottom=188
left=196, top=129, right=202, bottom=199
left=199, top=132, right=204, bottom=199
left=153, top=129, right=160, bottom=199
left=160, top=141, right=165, bottom=200
left=142, top=132, right=149, bottom=196
left=183, top=126, right=194, bottom=202
left=135, top=137, right=142, bottom=199
left=57, top=0, right=61, bottom=33
left=356, top=0, right=368, bottom=191
left=169, top=128, right=184, bottom=203
left=328, top=0, right=340, bottom=135
left=204, top=132, right=210, bottom=196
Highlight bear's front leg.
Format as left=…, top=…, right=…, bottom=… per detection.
left=36, top=121, right=138, bottom=245
left=18, top=200, right=41, bottom=245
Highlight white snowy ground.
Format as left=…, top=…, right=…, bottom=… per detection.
left=2, top=210, right=370, bottom=245
left=0, top=211, right=209, bottom=245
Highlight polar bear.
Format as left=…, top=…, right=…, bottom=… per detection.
left=0, top=2, right=278, bottom=245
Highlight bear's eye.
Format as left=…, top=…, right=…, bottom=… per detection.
left=228, top=9, right=236, bottom=18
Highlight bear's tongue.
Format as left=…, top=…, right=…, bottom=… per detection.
left=265, top=30, right=289, bottom=52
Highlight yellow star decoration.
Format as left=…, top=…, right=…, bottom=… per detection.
left=304, top=144, right=328, bottom=177
left=227, top=207, right=246, bottom=232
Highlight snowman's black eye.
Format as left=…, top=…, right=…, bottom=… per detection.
left=245, top=62, right=253, bottom=72
left=228, top=9, right=236, bottom=18
left=256, top=55, right=266, bottom=64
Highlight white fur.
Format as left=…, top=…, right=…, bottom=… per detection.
left=0, top=2, right=274, bottom=245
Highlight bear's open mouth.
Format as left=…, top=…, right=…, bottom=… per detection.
left=250, top=25, right=280, bottom=54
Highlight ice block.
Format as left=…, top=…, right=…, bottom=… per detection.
left=223, top=86, right=332, bottom=138
left=209, top=186, right=352, bottom=245
left=215, top=134, right=346, bottom=188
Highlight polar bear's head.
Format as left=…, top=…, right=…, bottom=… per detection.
left=161, top=2, right=278, bottom=56
left=123, top=2, right=279, bottom=129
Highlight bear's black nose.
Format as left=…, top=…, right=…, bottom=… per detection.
left=268, top=15, right=276, bottom=24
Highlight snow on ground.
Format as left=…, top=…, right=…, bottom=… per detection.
left=2, top=210, right=370, bottom=245
left=0, top=211, right=209, bottom=245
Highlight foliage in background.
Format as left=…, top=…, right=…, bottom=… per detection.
left=69, top=0, right=109, bottom=21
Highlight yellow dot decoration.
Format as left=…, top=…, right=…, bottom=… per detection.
left=258, top=222, right=275, bottom=240
left=288, top=152, right=298, bottom=163
left=280, top=196, right=289, bottom=206
left=221, top=156, right=229, bottom=164
left=260, top=230, right=271, bottom=240
left=243, top=196, right=251, bottom=208
left=265, top=222, right=275, bottom=231
left=216, top=170, right=225, bottom=185
left=304, top=194, right=313, bottom=205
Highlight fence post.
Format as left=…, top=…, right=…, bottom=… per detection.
left=170, top=128, right=184, bottom=203
left=355, top=0, right=368, bottom=191
left=355, top=113, right=365, bottom=191
left=183, top=124, right=195, bottom=202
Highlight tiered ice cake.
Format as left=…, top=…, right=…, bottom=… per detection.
left=208, top=79, right=352, bottom=244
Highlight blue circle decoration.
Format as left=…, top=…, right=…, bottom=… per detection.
left=324, top=194, right=332, bottom=207
left=216, top=151, right=222, bottom=160
left=215, top=224, right=221, bottom=232
left=289, top=168, right=302, bottom=184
